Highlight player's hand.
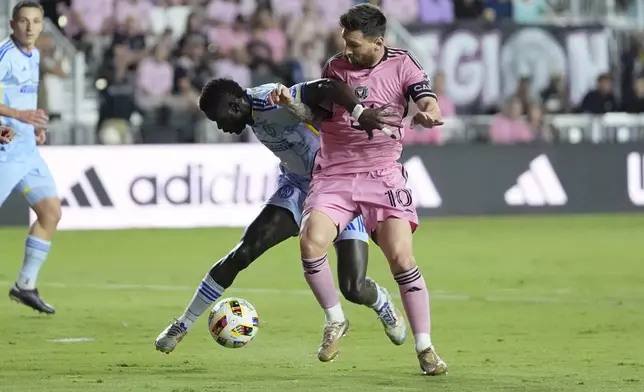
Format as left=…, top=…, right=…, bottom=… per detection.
left=411, top=103, right=443, bottom=128
left=16, top=109, right=49, bottom=129
left=358, top=103, right=403, bottom=140
left=267, top=84, right=294, bottom=106
left=0, top=126, right=15, bottom=144
left=35, top=128, right=47, bottom=145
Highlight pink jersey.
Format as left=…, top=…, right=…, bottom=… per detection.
left=317, top=47, right=435, bottom=174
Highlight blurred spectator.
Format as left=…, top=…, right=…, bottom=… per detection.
left=272, top=0, right=305, bottom=20
left=149, top=0, right=193, bottom=40
left=622, top=74, right=644, bottom=113
left=287, top=0, right=326, bottom=61
left=527, top=105, right=553, bottom=142
left=209, top=16, right=251, bottom=56
left=298, top=42, right=324, bottom=81
left=433, top=72, right=455, bottom=117
left=213, top=48, right=252, bottom=88
left=620, top=33, right=644, bottom=105
left=173, top=35, right=212, bottom=99
left=418, top=0, right=455, bottom=24
left=206, top=0, right=249, bottom=26
left=36, top=33, right=71, bottom=122
left=515, top=76, right=537, bottom=115
left=382, top=0, right=420, bottom=24
left=116, top=0, right=153, bottom=33
left=540, top=73, right=570, bottom=114
left=579, top=73, right=618, bottom=114
left=489, top=97, right=535, bottom=144
left=484, top=0, right=513, bottom=21
left=512, top=0, right=548, bottom=23
left=177, top=12, right=208, bottom=55
left=97, top=43, right=138, bottom=144
left=67, top=0, right=114, bottom=38
left=453, top=0, right=484, bottom=20
left=112, top=16, right=148, bottom=69
left=136, top=44, right=175, bottom=114
left=252, top=8, right=287, bottom=63
left=317, top=0, right=354, bottom=30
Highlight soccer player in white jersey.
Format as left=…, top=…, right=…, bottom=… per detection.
left=155, top=78, right=404, bottom=356
left=0, top=1, right=61, bottom=314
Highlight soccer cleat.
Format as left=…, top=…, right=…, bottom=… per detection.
left=370, top=279, right=406, bottom=345
left=417, top=346, right=448, bottom=376
left=155, top=319, right=188, bottom=354
left=9, top=285, right=55, bottom=314
left=317, top=319, right=350, bottom=362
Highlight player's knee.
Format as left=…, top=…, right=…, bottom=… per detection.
left=34, top=198, right=62, bottom=228
left=299, top=214, right=335, bottom=257
left=339, top=276, right=368, bottom=305
left=387, top=250, right=416, bottom=275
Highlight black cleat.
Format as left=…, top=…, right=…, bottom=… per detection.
left=9, top=285, right=56, bottom=314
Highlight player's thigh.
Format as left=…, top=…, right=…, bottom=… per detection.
left=15, top=156, right=59, bottom=208
left=241, top=204, right=300, bottom=255
left=0, top=163, right=29, bottom=207
left=356, top=165, right=419, bottom=237
left=301, top=174, right=357, bottom=243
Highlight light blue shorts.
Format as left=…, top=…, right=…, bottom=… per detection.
left=0, top=153, right=58, bottom=207
left=265, top=173, right=369, bottom=243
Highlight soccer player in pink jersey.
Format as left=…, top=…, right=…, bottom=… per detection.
left=292, top=4, right=447, bottom=375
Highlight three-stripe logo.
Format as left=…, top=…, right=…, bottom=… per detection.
left=60, top=168, right=114, bottom=208
left=504, top=155, right=567, bottom=206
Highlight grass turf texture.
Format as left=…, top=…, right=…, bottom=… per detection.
left=0, top=214, right=643, bottom=392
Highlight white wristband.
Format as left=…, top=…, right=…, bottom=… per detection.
left=351, top=104, right=365, bottom=120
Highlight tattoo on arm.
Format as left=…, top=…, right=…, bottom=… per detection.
left=284, top=99, right=323, bottom=123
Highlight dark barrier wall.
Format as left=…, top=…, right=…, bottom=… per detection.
left=3, top=144, right=643, bottom=230
left=0, top=192, right=30, bottom=227
left=400, top=143, right=644, bottom=217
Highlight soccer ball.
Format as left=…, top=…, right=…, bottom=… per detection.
left=208, top=297, right=259, bottom=348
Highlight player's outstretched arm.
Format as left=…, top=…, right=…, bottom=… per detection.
left=410, top=96, right=443, bottom=128
left=0, top=104, right=49, bottom=129
left=301, top=79, right=402, bottom=138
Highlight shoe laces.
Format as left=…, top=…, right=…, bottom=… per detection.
left=167, top=320, right=187, bottom=337
left=322, top=322, right=343, bottom=346
left=377, top=302, right=399, bottom=328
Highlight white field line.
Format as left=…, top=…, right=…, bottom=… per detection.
left=0, top=281, right=640, bottom=305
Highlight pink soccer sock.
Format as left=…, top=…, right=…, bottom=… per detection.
left=394, top=266, right=431, bottom=335
left=302, top=254, right=340, bottom=310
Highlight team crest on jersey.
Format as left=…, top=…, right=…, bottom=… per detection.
left=354, top=85, right=369, bottom=100
left=278, top=185, right=295, bottom=199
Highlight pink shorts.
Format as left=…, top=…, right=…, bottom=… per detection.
left=303, top=164, right=419, bottom=236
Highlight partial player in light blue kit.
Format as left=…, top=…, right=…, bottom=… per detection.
left=0, top=1, right=62, bottom=315
left=155, top=78, right=405, bottom=355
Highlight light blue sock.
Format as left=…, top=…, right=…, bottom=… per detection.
left=178, top=274, right=224, bottom=330
left=17, top=235, right=51, bottom=290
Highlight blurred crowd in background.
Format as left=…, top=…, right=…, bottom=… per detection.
left=32, top=0, right=644, bottom=145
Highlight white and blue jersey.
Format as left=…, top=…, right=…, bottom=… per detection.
left=246, top=83, right=367, bottom=242
left=0, top=36, right=57, bottom=206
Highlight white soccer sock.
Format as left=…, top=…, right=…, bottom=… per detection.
left=17, top=236, right=51, bottom=290
left=178, top=274, right=224, bottom=329
left=323, top=303, right=346, bottom=323
left=369, top=284, right=387, bottom=311
left=414, top=333, right=433, bottom=353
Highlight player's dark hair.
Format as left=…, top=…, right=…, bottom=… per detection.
left=339, top=4, right=387, bottom=39
left=11, top=0, right=44, bottom=20
left=198, top=78, right=246, bottom=120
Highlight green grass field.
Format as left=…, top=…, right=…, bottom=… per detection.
left=1, top=214, right=643, bottom=392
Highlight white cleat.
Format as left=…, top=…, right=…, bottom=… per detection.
left=155, top=319, right=188, bottom=354
left=369, top=278, right=406, bottom=345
